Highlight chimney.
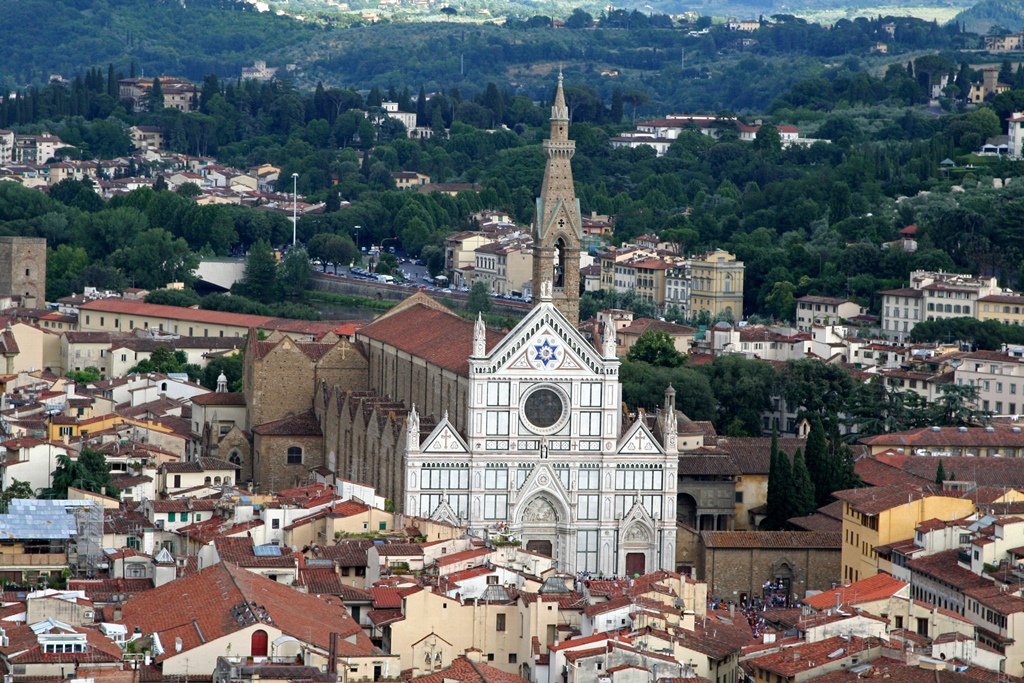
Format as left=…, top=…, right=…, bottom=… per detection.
left=729, top=603, right=735, bottom=619
left=112, top=603, right=123, bottom=621
left=465, top=649, right=483, bottom=663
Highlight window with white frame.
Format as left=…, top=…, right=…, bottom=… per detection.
left=486, top=382, right=511, bottom=406
left=421, top=467, right=470, bottom=489
left=516, top=465, right=534, bottom=489
left=580, top=383, right=602, bottom=407
left=578, top=494, right=599, bottom=520
left=486, top=411, right=510, bottom=435
left=484, top=468, right=508, bottom=489
left=579, top=411, right=602, bottom=436
left=615, top=468, right=663, bottom=490
left=484, top=494, right=508, bottom=519
left=579, top=468, right=600, bottom=490
left=576, top=530, right=599, bottom=572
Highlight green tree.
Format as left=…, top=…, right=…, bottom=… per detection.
left=804, top=415, right=832, bottom=507
left=935, top=459, right=947, bottom=485
left=467, top=280, right=493, bottom=314
left=0, top=480, right=34, bottom=512
left=788, top=448, right=817, bottom=519
left=115, top=228, right=198, bottom=290
left=203, top=353, right=243, bottom=392
left=145, top=288, right=201, bottom=307
left=752, top=123, right=782, bottom=158
left=67, top=367, right=101, bottom=383
left=626, top=330, right=685, bottom=367
left=239, top=239, right=280, bottom=303
left=764, top=430, right=791, bottom=530
left=45, top=449, right=119, bottom=499
left=147, top=77, right=164, bottom=113
left=931, top=383, right=988, bottom=426
left=129, top=346, right=188, bottom=375
left=278, top=247, right=311, bottom=298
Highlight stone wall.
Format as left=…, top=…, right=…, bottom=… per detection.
left=0, top=236, right=46, bottom=301
left=254, top=432, right=324, bottom=494
left=698, top=543, right=841, bottom=603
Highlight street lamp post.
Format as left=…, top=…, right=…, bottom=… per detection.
left=291, top=172, right=299, bottom=247
left=354, top=225, right=361, bottom=255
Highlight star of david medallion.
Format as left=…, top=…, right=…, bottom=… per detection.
left=533, top=339, right=559, bottom=368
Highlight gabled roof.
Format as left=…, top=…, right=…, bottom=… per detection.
left=251, top=411, right=322, bottom=437
left=803, top=573, right=907, bottom=610
left=357, top=296, right=503, bottom=377
left=116, top=562, right=369, bottom=661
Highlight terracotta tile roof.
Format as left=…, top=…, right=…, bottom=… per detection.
left=518, top=591, right=586, bottom=610
left=715, top=437, right=806, bottom=475
left=700, top=531, right=841, bottom=549
left=298, top=568, right=344, bottom=595
left=67, top=577, right=153, bottom=603
left=906, top=549, right=992, bottom=591
left=680, top=612, right=756, bottom=659
left=366, top=608, right=403, bottom=626
left=103, top=509, right=154, bottom=535
left=162, top=457, right=235, bottom=473
left=80, top=299, right=275, bottom=328
left=861, top=427, right=1024, bottom=449
left=190, top=392, right=245, bottom=406
left=369, top=587, right=403, bottom=609
left=620, top=318, right=697, bottom=337
left=215, top=537, right=296, bottom=568
left=435, top=547, right=490, bottom=567
left=677, top=455, right=740, bottom=476
left=832, top=483, right=942, bottom=516
left=251, top=411, right=322, bottom=437
left=855, top=457, right=933, bottom=488
left=313, top=540, right=374, bottom=566
left=748, top=636, right=878, bottom=676
left=356, top=301, right=503, bottom=377
left=787, top=513, right=843, bottom=533
left=372, top=543, right=423, bottom=557
left=116, top=563, right=370, bottom=660
left=583, top=595, right=632, bottom=617
left=2, top=624, right=124, bottom=664
left=874, top=453, right=1024, bottom=488
left=803, top=574, right=907, bottom=610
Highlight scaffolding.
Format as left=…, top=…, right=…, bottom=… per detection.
left=1, top=499, right=105, bottom=578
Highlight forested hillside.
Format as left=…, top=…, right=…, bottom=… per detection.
left=955, top=0, right=1024, bottom=33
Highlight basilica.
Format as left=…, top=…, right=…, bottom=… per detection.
left=240, top=75, right=679, bottom=576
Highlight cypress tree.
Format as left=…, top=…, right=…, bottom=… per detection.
left=804, top=415, right=831, bottom=507
left=789, top=448, right=817, bottom=519
left=935, top=460, right=947, bottom=485
left=765, top=429, right=791, bottom=530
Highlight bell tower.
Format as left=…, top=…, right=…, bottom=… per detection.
left=532, top=71, right=582, bottom=326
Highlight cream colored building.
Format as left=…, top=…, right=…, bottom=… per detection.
left=835, top=485, right=976, bottom=583
left=690, top=249, right=744, bottom=320
left=8, top=322, right=61, bottom=374
left=472, top=241, right=533, bottom=295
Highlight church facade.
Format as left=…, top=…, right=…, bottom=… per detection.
left=231, top=76, right=679, bottom=575
left=402, top=286, right=679, bottom=576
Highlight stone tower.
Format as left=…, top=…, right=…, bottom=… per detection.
left=0, top=237, right=46, bottom=304
left=532, top=72, right=582, bottom=326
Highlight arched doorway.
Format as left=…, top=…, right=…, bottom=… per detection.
left=251, top=629, right=268, bottom=657
left=676, top=492, right=697, bottom=528
left=519, top=495, right=562, bottom=563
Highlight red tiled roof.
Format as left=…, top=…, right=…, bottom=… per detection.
left=701, top=531, right=841, bottom=549
left=80, top=298, right=275, bottom=328
left=435, top=547, right=491, bottom=567
left=117, top=563, right=370, bottom=660
left=748, top=636, right=877, bottom=676
left=356, top=300, right=503, bottom=377
left=803, top=574, right=906, bottom=610
left=251, top=411, right=322, bottom=437
left=190, top=392, right=245, bottom=406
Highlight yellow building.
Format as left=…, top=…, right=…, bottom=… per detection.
left=834, top=485, right=975, bottom=583
left=977, top=294, right=1024, bottom=326
left=689, top=249, right=744, bottom=321
left=283, top=500, right=395, bottom=549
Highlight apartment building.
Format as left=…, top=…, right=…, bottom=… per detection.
left=952, top=348, right=1024, bottom=416
left=795, top=295, right=866, bottom=332
left=472, top=239, right=533, bottom=295
left=881, top=271, right=1000, bottom=342
left=690, top=249, right=744, bottom=320
left=978, top=293, right=1024, bottom=325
